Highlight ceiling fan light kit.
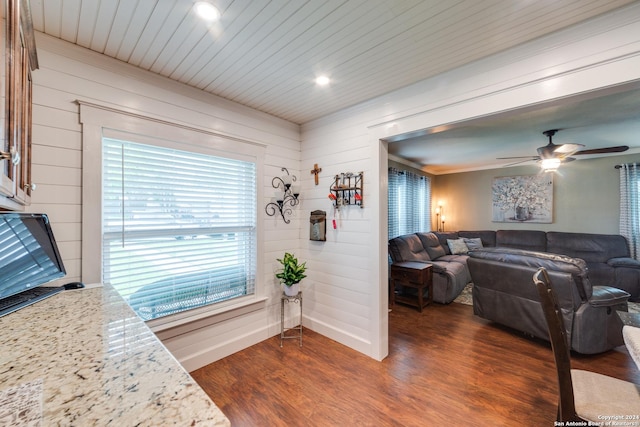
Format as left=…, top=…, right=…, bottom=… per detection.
left=540, top=158, right=561, bottom=172
left=498, top=129, right=629, bottom=171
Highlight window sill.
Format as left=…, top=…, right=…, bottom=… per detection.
left=147, top=295, right=268, bottom=339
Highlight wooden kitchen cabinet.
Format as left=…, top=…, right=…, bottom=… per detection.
left=1, top=0, right=38, bottom=210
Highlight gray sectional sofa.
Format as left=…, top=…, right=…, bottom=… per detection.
left=388, top=229, right=637, bottom=353
left=388, top=230, right=640, bottom=303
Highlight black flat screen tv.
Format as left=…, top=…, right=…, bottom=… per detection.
left=0, top=213, right=66, bottom=301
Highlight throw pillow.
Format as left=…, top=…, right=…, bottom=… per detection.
left=463, top=237, right=483, bottom=251
left=447, top=238, right=469, bottom=255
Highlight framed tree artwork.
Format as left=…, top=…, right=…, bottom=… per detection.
left=492, top=175, right=553, bottom=223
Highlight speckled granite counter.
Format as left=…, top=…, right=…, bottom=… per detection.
left=0, top=284, right=230, bottom=426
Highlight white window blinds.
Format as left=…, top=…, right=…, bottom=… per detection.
left=102, top=138, right=257, bottom=320
left=388, top=168, right=431, bottom=239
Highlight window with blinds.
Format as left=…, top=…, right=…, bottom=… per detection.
left=619, top=163, right=640, bottom=260
left=388, top=168, right=431, bottom=239
left=102, top=138, right=257, bottom=321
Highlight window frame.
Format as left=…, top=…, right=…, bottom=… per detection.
left=79, top=101, right=267, bottom=331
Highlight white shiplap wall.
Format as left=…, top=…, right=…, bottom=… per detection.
left=27, top=32, right=302, bottom=370
left=298, top=122, right=383, bottom=356
left=301, top=2, right=640, bottom=361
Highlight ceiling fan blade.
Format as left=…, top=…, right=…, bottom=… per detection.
left=503, top=158, right=538, bottom=167
left=496, top=156, right=539, bottom=160
left=573, top=145, right=629, bottom=155
left=553, top=143, right=584, bottom=156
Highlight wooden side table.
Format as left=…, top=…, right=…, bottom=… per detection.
left=280, top=292, right=302, bottom=347
left=391, top=262, right=433, bottom=312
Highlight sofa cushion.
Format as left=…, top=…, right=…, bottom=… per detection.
left=608, top=257, right=640, bottom=268
left=463, top=237, right=483, bottom=250
left=614, top=267, right=640, bottom=301
left=438, top=254, right=472, bottom=283
left=447, top=238, right=469, bottom=255
left=417, top=232, right=447, bottom=260
left=584, top=262, right=615, bottom=290
left=434, top=232, right=459, bottom=255
left=496, top=230, right=546, bottom=251
left=388, top=234, right=431, bottom=263
left=429, top=259, right=469, bottom=303
left=459, top=230, right=496, bottom=247
left=547, top=232, right=630, bottom=263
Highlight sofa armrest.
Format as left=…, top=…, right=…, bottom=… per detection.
left=588, top=285, right=630, bottom=307
left=607, top=257, right=640, bottom=268
left=430, top=264, right=448, bottom=275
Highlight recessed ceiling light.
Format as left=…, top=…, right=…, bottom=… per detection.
left=315, top=75, right=330, bottom=86
left=194, top=1, right=220, bottom=22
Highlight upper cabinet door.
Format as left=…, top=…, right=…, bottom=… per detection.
left=0, top=0, right=38, bottom=210
left=1, top=0, right=16, bottom=201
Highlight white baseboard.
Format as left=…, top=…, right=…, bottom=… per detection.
left=177, top=324, right=275, bottom=372
left=302, top=316, right=374, bottom=359
left=170, top=313, right=375, bottom=372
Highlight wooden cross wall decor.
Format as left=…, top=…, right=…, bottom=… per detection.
left=310, top=163, right=322, bottom=185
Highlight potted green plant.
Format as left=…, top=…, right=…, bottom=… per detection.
left=276, top=252, right=307, bottom=296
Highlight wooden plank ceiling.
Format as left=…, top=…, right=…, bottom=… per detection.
left=30, top=0, right=635, bottom=125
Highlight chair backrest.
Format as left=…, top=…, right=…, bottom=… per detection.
left=532, top=267, right=581, bottom=422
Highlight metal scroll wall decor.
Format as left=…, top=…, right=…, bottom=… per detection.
left=265, top=168, right=300, bottom=224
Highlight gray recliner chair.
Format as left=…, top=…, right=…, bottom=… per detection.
left=468, top=247, right=629, bottom=354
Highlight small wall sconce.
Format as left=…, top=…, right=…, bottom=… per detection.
left=265, top=167, right=300, bottom=224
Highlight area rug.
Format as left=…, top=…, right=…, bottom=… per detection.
left=453, top=283, right=640, bottom=314
left=453, top=283, right=473, bottom=305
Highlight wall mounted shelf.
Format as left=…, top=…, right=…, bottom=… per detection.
left=329, top=172, right=363, bottom=208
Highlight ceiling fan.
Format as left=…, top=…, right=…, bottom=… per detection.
left=498, top=129, right=629, bottom=170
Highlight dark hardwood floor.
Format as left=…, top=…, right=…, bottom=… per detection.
left=191, top=302, right=640, bottom=427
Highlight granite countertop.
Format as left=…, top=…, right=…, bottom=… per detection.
left=0, top=284, right=230, bottom=426
left=623, top=325, right=640, bottom=371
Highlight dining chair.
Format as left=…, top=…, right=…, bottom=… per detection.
left=532, top=267, right=640, bottom=423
